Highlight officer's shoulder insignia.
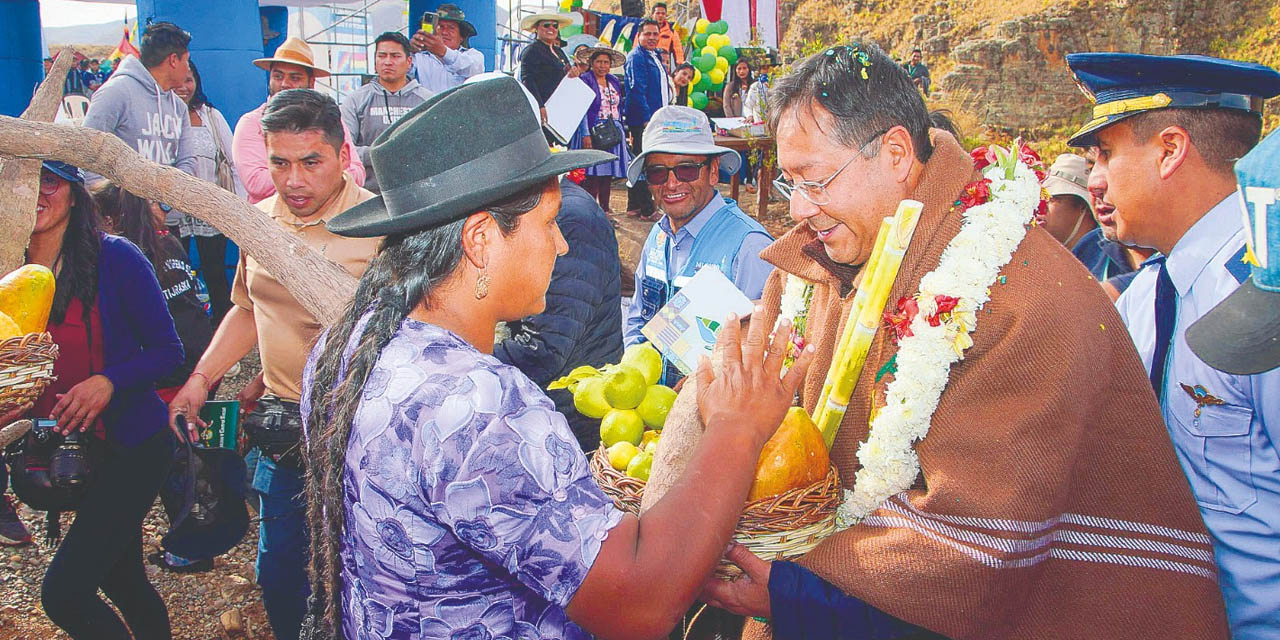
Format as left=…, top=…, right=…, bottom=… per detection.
left=1225, top=244, right=1251, bottom=284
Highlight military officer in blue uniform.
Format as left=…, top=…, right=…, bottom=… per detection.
left=622, top=105, right=774, bottom=383
left=1067, top=52, right=1280, bottom=638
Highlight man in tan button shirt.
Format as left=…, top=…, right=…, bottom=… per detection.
left=166, top=89, right=380, bottom=640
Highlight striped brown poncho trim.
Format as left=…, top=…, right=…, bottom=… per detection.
left=742, top=132, right=1228, bottom=639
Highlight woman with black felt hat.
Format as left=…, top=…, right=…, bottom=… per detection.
left=299, top=76, right=815, bottom=638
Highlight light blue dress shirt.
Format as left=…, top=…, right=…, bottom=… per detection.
left=623, top=194, right=774, bottom=345
left=1117, top=195, right=1280, bottom=639
left=412, top=47, right=484, bottom=93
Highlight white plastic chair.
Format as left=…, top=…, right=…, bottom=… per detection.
left=62, top=95, right=89, bottom=119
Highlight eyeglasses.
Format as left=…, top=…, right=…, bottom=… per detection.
left=158, top=203, right=173, bottom=213
left=643, top=159, right=711, bottom=185
left=772, top=128, right=889, bottom=206
left=38, top=174, right=63, bottom=196
left=538, top=21, right=559, bottom=28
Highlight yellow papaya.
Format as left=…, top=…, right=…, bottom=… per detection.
left=0, top=264, right=56, bottom=335
left=748, top=407, right=830, bottom=502
left=0, top=311, right=20, bottom=342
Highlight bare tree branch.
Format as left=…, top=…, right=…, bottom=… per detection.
left=0, top=117, right=357, bottom=324
left=0, top=47, right=78, bottom=273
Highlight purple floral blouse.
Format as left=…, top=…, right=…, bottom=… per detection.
left=302, top=315, right=624, bottom=639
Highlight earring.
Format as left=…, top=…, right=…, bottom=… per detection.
left=474, top=268, right=490, bottom=300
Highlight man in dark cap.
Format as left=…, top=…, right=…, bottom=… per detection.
left=1068, top=52, right=1280, bottom=638
left=409, top=3, right=484, bottom=93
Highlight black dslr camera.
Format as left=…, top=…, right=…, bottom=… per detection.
left=28, top=419, right=92, bottom=489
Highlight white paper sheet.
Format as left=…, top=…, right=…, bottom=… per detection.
left=543, top=76, right=596, bottom=145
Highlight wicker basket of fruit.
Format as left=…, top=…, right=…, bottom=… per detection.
left=715, top=406, right=841, bottom=578
left=0, top=266, right=59, bottom=415
left=553, top=344, right=675, bottom=515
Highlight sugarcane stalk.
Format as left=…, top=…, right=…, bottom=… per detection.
left=815, top=200, right=924, bottom=448
left=812, top=220, right=889, bottom=424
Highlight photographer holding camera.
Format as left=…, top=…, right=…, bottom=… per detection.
left=13, top=161, right=184, bottom=640
left=409, top=3, right=484, bottom=93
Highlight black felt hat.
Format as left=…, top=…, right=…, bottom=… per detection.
left=327, top=76, right=614, bottom=238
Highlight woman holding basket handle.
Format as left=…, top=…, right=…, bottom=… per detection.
left=301, top=77, right=814, bottom=639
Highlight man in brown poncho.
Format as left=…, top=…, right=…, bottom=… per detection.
left=686, top=43, right=1230, bottom=639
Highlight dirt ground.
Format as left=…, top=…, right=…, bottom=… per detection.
left=0, top=353, right=270, bottom=640
left=0, top=182, right=789, bottom=640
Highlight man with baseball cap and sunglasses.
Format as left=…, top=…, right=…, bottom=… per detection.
left=622, top=105, right=773, bottom=383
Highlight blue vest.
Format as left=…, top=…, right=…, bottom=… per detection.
left=638, top=200, right=769, bottom=383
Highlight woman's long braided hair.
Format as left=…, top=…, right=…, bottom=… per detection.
left=303, top=179, right=552, bottom=630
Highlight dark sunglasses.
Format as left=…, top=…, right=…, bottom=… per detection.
left=643, top=159, right=711, bottom=185
left=538, top=21, right=559, bottom=28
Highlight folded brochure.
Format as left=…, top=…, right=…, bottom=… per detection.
left=640, top=265, right=755, bottom=374
left=199, top=400, right=239, bottom=450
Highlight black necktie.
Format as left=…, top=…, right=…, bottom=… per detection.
left=1150, top=260, right=1176, bottom=401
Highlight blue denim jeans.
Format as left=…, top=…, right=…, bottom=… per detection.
left=247, top=449, right=308, bottom=640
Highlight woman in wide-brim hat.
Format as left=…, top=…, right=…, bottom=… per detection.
left=518, top=13, right=586, bottom=127
left=300, top=76, right=813, bottom=638
left=570, top=45, right=630, bottom=211
left=519, top=11, right=574, bottom=32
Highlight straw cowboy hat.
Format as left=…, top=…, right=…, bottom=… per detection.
left=253, top=37, right=330, bottom=78
left=520, top=12, right=574, bottom=32
left=575, top=45, right=625, bottom=67
left=328, top=76, right=614, bottom=237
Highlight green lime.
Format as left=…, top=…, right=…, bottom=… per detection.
left=635, top=384, right=677, bottom=429
left=603, top=365, right=647, bottom=410
left=626, top=450, right=653, bottom=481
left=573, top=376, right=610, bottom=419
left=600, top=408, right=644, bottom=447
left=621, top=343, right=663, bottom=386
left=607, top=441, right=640, bottom=470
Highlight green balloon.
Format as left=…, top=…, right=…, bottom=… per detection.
left=712, top=20, right=729, bottom=34
left=718, top=45, right=737, bottom=64
left=572, top=0, right=583, bottom=6
left=693, top=33, right=708, bottom=49
left=694, top=54, right=715, bottom=72
left=711, top=81, right=724, bottom=94
left=691, top=91, right=709, bottom=110
left=694, top=75, right=712, bottom=92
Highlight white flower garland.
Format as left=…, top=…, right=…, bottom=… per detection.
left=836, top=156, right=1043, bottom=527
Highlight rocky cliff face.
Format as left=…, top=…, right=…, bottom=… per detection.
left=779, top=0, right=1277, bottom=134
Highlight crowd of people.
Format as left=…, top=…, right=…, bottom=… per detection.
left=0, top=7, right=1278, bottom=640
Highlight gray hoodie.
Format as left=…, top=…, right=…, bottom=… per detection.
left=83, top=55, right=197, bottom=178
left=339, top=78, right=434, bottom=192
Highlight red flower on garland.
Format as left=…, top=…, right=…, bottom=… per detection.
left=970, top=146, right=998, bottom=171
left=1018, top=142, right=1048, bottom=181
left=884, top=296, right=919, bottom=343
left=927, top=295, right=960, bottom=326
left=959, top=178, right=992, bottom=209
left=1035, top=197, right=1049, bottom=219
left=567, top=167, right=586, bottom=184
